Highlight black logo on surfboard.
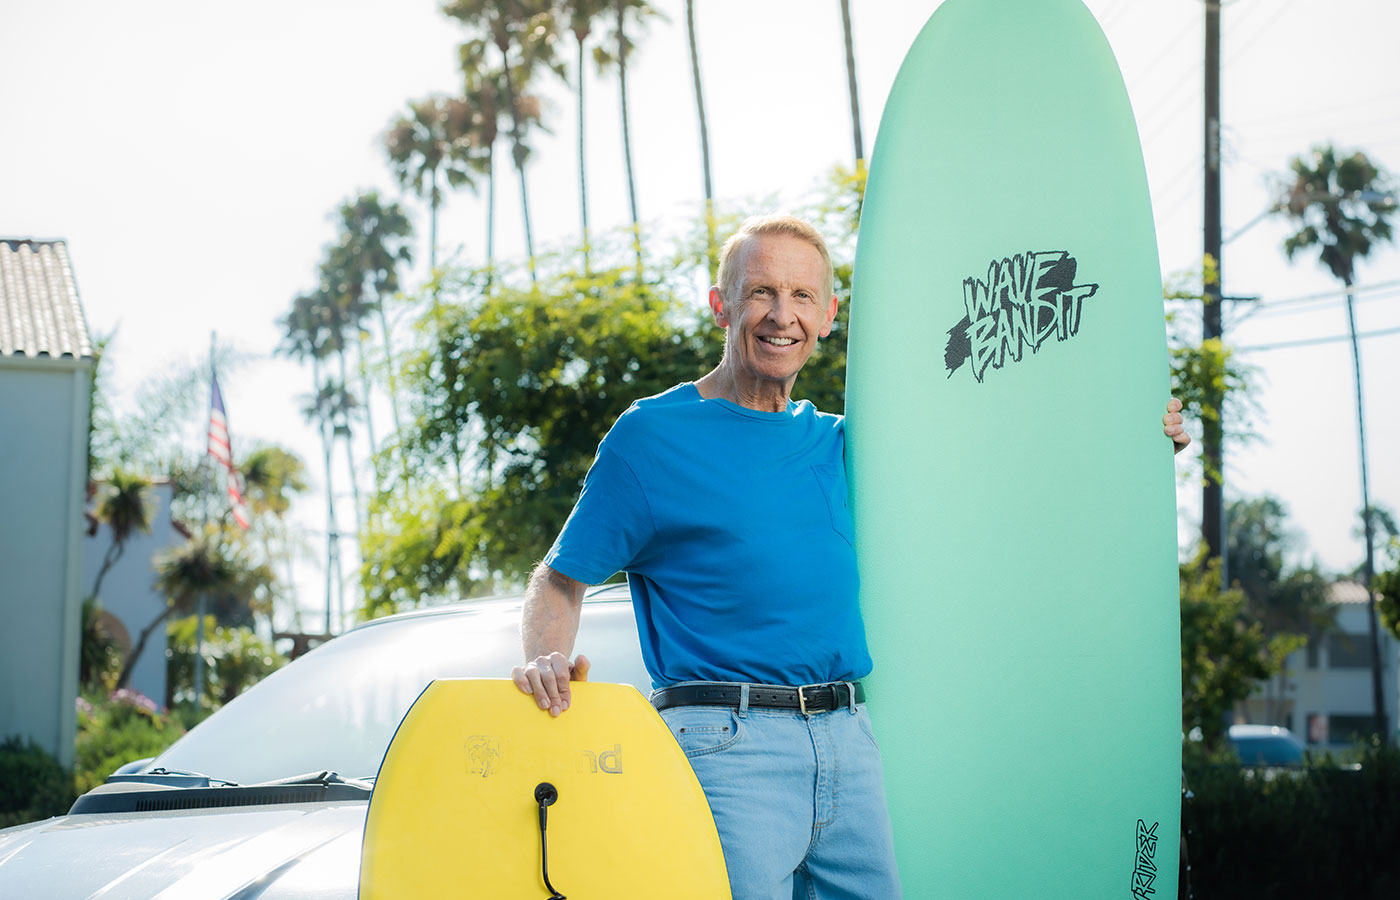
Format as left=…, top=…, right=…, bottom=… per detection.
left=1131, top=819, right=1160, bottom=899
left=944, top=251, right=1100, bottom=382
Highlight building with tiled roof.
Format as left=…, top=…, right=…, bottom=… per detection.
left=0, top=237, right=94, bottom=769
left=1, top=239, right=93, bottom=360
left=1241, top=579, right=1399, bottom=748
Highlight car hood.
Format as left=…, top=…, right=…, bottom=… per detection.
left=0, top=801, right=365, bottom=900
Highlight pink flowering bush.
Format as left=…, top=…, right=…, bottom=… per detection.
left=73, top=690, right=184, bottom=795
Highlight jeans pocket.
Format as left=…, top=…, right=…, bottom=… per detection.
left=855, top=707, right=882, bottom=753
left=661, top=706, right=744, bottom=758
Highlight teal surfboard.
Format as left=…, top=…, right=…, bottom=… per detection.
left=846, top=1, right=1180, bottom=897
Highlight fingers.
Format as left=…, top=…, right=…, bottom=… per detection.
left=1163, top=397, right=1190, bottom=453
left=512, top=652, right=581, bottom=716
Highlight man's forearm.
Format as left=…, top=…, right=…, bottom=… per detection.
left=521, top=564, right=586, bottom=660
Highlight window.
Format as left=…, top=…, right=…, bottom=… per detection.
left=1326, top=714, right=1378, bottom=746
left=1326, top=633, right=1373, bottom=669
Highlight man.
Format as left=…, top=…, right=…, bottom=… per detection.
left=513, top=215, right=1190, bottom=899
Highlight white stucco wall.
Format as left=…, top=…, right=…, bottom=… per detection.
left=82, top=481, right=178, bottom=707
left=1258, top=602, right=1400, bottom=746
left=0, top=358, right=91, bottom=768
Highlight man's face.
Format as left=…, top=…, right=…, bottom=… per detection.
left=710, top=233, right=838, bottom=392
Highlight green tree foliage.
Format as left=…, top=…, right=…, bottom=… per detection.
left=80, top=596, right=121, bottom=691
left=1377, top=538, right=1400, bottom=642
left=1226, top=496, right=1334, bottom=639
left=363, top=264, right=710, bottom=611
left=1163, top=257, right=1257, bottom=485
left=166, top=615, right=286, bottom=708
left=1180, top=554, right=1294, bottom=750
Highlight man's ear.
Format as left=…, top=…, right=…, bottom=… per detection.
left=819, top=294, right=838, bottom=338
left=709, top=286, right=729, bottom=328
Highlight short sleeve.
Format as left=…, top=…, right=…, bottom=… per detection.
left=543, top=441, right=655, bottom=585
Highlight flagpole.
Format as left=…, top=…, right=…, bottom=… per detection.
left=196, top=333, right=216, bottom=711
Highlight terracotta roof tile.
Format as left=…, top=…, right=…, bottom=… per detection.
left=0, top=239, right=93, bottom=359
left=1327, top=580, right=1375, bottom=605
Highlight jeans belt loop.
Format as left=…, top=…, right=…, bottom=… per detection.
left=845, top=681, right=857, bottom=714
left=738, top=683, right=750, bottom=718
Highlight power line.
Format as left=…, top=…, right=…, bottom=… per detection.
left=1256, top=279, right=1400, bottom=309
left=1236, top=287, right=1400, bottom=324
left=1234, top=115, right=1400, bottom=144
left=1222, top=0, right=1303, bottom=70
left=1125, top=15, right=1198, bottom=85
left=1231, top=92, right=1400, bottom=129
left=1095, top=0, right=1134, bottom=30
left=1236, top=324, right=1400, bottom=352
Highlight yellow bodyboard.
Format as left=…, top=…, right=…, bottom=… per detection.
left=358, top=679, right=731, bottom=899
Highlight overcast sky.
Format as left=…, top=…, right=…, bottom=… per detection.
left=4, top=0, right=1398, bottom=626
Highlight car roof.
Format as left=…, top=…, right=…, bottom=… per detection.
left=1229, top=724, right=1296, bottom=739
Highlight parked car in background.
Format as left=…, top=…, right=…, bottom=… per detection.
left=0, top=585, right=649, bottom=899
left=1228, top=724, right=1305, bottom=767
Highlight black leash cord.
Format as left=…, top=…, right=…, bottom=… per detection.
left=535, top=782, right=566, bottom=900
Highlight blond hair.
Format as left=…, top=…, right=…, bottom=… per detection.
left=715, top=215, right=835, bottom=307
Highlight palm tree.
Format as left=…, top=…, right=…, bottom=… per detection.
left=89, top=468, right=155, bottom=602
left=1274, top=144, right=1397, bottom=741
left=446, top=2, right=561, bottom=284
left=325, top=193, right=415, bottom=487
left=685, top=0, right=717, bottom=282
left=383, top=97, right=478, bottom=271
left=278, top=292, right=343, bottom=634
left=240, top=445, right=308, bottom=626
left=461, top=71, right=503, bottom=277
left=603, top=0, right=661, bottom=277
left=559, top=0, right=613, bottom=273
left=117, top=526, right=236, bottom=692
left=838, top=0, right=864, bottom=166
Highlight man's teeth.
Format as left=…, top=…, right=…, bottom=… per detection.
left=761, top=337, right=796, bottom=345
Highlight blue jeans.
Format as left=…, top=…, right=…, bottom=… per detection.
left=658, top=688, right=902, bottom=900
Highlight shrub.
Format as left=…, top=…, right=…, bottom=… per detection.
left=0, top=737, right=74, bottom=829
left=1184, top=741, right=1400, bottom=898
left=73, top=690, right=184, bottom=796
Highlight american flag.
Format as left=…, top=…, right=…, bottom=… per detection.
left=208, top=371, right=251, bottom=530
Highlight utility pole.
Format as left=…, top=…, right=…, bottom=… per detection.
left=1345, top=286, right=1388, bottom=743
left=1202, top=1, right=1225, bottom=578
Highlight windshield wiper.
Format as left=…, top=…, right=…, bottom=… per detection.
left=106, top=767, right=237, bottom=788
left=257, top=771, right=372, bottom=791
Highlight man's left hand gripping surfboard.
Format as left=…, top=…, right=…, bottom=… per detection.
left=359, top=679, right=731, bottom=899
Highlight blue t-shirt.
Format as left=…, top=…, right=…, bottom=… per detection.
left=544, top=383, right=871, bottom=690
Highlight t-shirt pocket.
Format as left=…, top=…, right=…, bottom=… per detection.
left=811, top=464, right=855, bottom=547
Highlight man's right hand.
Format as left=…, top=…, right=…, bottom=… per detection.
left=513, top=652, right=591, bottom=716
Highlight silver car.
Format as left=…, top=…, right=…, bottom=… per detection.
left=0, top=585, right=649, bottom=899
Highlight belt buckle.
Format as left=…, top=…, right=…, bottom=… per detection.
left=797, top=683, right=819, bottom=716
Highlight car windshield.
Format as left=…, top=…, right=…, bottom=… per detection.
left=1232, top=735, right=1305, bottom=766
left=149, top=594, right=647, bottom=786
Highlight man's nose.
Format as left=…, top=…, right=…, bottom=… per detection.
left=766, top=293, right=797, bottom=323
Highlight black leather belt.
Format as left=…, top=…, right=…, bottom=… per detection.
left=651, top=681, right=864, bottom=715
